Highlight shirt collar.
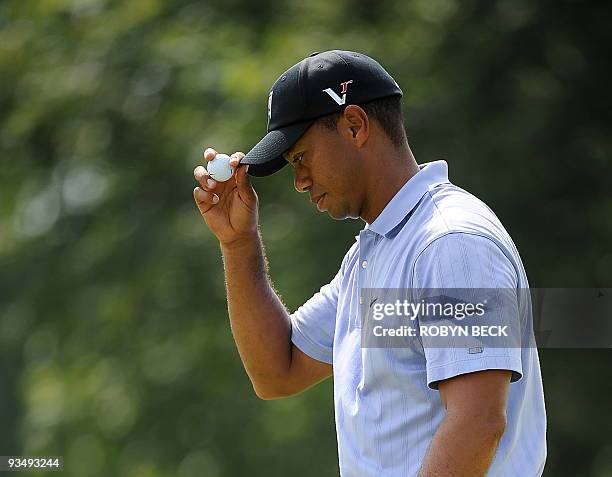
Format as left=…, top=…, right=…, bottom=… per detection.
left=364, top=160, right=450, bottom=238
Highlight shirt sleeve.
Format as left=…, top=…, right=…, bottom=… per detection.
left=412, top=232, right=524, bottom=390
left=289, top=257, right=347, bottom=364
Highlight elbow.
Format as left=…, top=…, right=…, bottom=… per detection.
left=254, top=387, right=283, bottom=400
left=252, top=382, right=295, bottom=401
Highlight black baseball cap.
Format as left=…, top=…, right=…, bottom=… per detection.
left=242, top=50, right=403, bottom=177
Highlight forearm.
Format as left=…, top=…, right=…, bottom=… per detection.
left=220, top=231, right=293, bottom=395
left=418, top=412, right=505, bottom=476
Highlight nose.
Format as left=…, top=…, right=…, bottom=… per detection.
left=293, top=164, right=312, bottom=193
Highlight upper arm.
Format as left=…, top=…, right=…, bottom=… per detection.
left=438, top=369, right=511, bottom=420
left=265, top=272, right=338, bottom=398
left=289, top=246, right=356, bottom=370
left=289, top=262, right=348, bottom=365
left=413, top=233, right=524, bottom=389
left=271, top=245, right=356, bottom=399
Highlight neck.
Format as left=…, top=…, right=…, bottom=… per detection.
left=360, top=144, right=420, bottom=224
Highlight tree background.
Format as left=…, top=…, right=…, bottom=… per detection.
left=1, top=0, right=610, bottom=475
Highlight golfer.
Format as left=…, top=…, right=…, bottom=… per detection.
left=193, top=50, right=546, bottom=476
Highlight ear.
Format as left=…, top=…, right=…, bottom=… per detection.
left=339, top=105, right=369, bottom=147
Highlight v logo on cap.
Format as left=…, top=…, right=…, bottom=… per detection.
left=323, top=80, right=354, bottom=105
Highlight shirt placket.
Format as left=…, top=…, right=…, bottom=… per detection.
left=355, top=230, right=378, bottom=329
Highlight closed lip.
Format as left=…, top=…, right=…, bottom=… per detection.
left=310, top=193, right=325, bottom=205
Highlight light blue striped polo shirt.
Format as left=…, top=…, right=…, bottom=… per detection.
left=290, top=160, right=547, bottom=476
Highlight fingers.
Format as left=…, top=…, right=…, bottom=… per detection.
left=193, top=186, right=219, bottom=213
left=193, top=165, right=217, bottom=191
left=203, top=147, right=217, bottom=162
left=197, top=149, right=243, bottom=191
left=229, top=152, right=245, bottom=168
left=194, top=149, right=249, bottom=211
left=197, top=148, right=220, bottom=191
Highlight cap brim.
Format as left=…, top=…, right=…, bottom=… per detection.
left=242, top=120, right=314, bottom=177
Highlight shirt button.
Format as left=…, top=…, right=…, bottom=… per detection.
left=359, top=296, right=364, bottom=304
left=361, top=260, right=368, bottom=269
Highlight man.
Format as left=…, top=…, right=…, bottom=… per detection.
left=193, top=50, right=546, bottom=476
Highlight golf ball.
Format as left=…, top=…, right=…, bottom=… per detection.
left=207, top=153, right=235, bottom=182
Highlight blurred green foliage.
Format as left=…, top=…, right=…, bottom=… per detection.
left=0, top=0, right=610, bottom=476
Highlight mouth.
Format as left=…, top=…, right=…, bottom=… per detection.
left=310, top=193, right=323, bottom=204
left=314, top=194, right=326, bottom=211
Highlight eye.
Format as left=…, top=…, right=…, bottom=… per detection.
left=292, top=153, right=304, bottom=165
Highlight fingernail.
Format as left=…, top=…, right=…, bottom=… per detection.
left=212, top=194, right=219, bottom=203
left=207, top=179, right=215, bottom=188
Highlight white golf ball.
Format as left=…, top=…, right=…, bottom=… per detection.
left=206, top=153, right=235, bottom=182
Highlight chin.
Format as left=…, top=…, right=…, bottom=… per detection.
left=328, top=211, right=347, bottom=220
left=326, top=202, right=355, bottom=221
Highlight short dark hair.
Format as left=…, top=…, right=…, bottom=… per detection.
left=315, top=95, right=407, bottom=149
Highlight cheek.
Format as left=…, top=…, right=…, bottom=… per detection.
left=310, top=155, right=334, bottom=185
left=335, top=158, right=361, bottom=193
left=324, top=148, right=350, bottom=176
left=312, top=144, right=357, bottom=193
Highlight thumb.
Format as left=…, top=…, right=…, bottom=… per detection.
left=236, top=164, right=257, bottom=205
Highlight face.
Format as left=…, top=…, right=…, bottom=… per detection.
left=283, top=120, right=367, bottom=220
